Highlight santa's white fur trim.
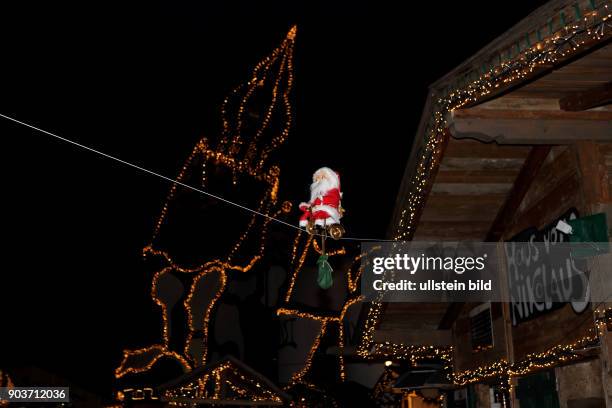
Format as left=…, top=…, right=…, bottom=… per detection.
left=311, top=205, right=341, bottom=222
left=299, top=219, right=308, bottom=227
left=315, top=217, right=330, bottom=227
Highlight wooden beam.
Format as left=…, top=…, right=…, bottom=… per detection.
left=504, top=172, right=581, bottom=237
left=373, top=328, right=452, bottom=346
left=438, top=303, right=465, bottom=330
left=559, top=82, right=612, bottom=111
left=435, top=169, right=520, bottom=184
left=447, top=109, right=612, bottom=144
left=163, top=397, right=283, bottom=406
left=433, top=14, right=612, bottom=109
left=438, top=146, right=551, bottom=330
left=486, top=145, right=552, bottom=242
left=574, top=141, right=611, bottom=208
left=444, top=138, right=531, bottom=159
left=452, top=108, right=612, bottom=120
left=417, top=221, right=492, bottom=238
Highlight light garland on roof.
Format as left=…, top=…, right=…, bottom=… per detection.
left=446, top=309, right=610, bottom=389
left=366, top=343, right=453, bottom=367
left=161, top=361, right=284, bottom=404
left=359, top=0, right=612, bottom=368
left=452, top=331, right=600, bottom=390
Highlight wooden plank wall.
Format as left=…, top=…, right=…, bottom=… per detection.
left=453, top=303, right=508, bottom=372
left=452, top=142, right=612, bottom=370
left=504, top=146, right=583, bottom=238
left=502, top=145, right=594, bottom=361
left=597, top=143, right=612, bottom=196
left=414, top=139, right=530, bottom=241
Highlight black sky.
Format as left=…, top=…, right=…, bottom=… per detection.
left=0, top=0, right=548, bottom=397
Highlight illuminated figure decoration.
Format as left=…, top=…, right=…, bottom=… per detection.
left=113, top=25, right=366, bottom=405
left=157, top=356, right=290, bottom=406
left=115, top=26, right=297, bottom=380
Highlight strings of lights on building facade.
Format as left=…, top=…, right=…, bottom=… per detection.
left=111, top=1, right=612, bottom=400
left=358, top=0, right=612, bottom=387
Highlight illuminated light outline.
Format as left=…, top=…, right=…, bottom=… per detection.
left=115, top=345, right=192, bottom=378
left=115, top=26, right=297, bottom=379
left=161, top=360, right=284, bottom=403
left=358, top=2, right=612, bottom=374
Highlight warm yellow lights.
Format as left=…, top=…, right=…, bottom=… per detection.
left=115, top=345, right=192, bottom=378
left=358, top=0, right=612, bottom=376
left=116, top=26, right=296, bottom=379
left=277, top=295, right=364, bottom=384
left=453, top=332, right=599, bottom=389
left=161, top=361, right=284, bottom=404
left=384, top=360, right=393, bottom=367
left=279, top=223, right=380, bottom=384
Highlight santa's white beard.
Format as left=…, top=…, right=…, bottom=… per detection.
left=310, top=178, right=336, bottom=201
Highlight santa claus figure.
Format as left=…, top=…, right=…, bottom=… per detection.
left=299, top=167, right=344, bottom=230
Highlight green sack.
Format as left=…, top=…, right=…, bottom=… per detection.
left=567, top=213, right=610, bottom=259
left=317, top=254, right=333, bottom=290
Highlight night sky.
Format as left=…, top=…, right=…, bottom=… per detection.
left=1, top=0, right=548, bottom=398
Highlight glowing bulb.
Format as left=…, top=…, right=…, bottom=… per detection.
left=385, top=360, right=393, bottom=367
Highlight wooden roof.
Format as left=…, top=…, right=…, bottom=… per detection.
left=374, top=0, right=612, bottom=346
left=414, top=140, right=531, bottom=242
left=157, top=356, right=290, bottom=405
left=504, top=42, right=612, bottom=99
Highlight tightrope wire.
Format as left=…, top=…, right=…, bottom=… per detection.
left=0, top=113, right=395, bottom=242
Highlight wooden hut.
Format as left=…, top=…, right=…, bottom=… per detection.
left=360, top=0, right=612, bottom=406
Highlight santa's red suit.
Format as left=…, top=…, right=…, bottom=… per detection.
left=299, top=167, right=343, bottom=227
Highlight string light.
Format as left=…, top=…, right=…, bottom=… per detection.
left=115, top=22, right=359, bottom=390
left=160, top=360, right=284, bottom=404
left=363, top=343, right=453, bottom=374
left=116, top=26, right=297, bottom=378
left=115, top=345, right=191, bottom=378
left=288, top=321, right=329, bottom=384
left=287, top=381, right=340, bottom=407
left=278, top=295, right=364, bottom=384
left=284, top=234, right=313, bottom=302
left=453, top=331, right=600, bottom=388
left=371, top=366, right=402, bottom=407
left=116, top=388, right=158, bottom=402
left=111, top=3, right=612, bottom=395
left=184, top=266, right=228, bottom=364
left=358, top=0, right=612, bottom=369
left=279, top=227, right=371, bottom=382
left=311, top=238, right=346, bottom=256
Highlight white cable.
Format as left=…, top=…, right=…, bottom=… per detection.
left=0, top=112, right=395, bottom=242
